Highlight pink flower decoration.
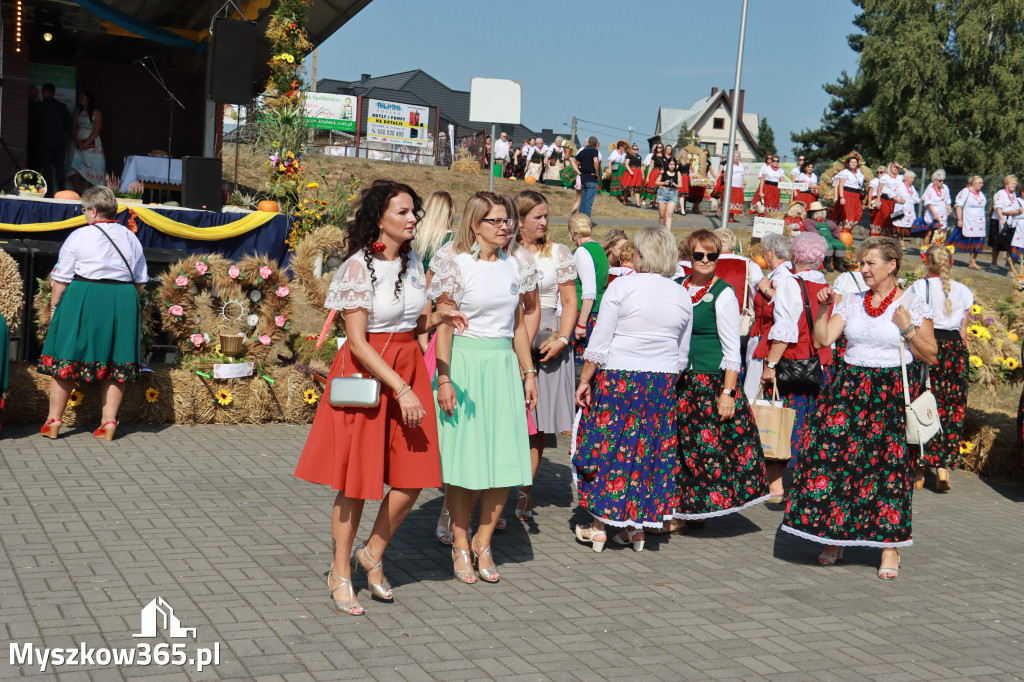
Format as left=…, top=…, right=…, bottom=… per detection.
left=259, top=265, right=273, bottom=279
left=190, top=333, right=204, bottom=348
left=275, top=286, right=290, bottom=298
left=274, top=315, right=286, bottom=327
left=175, top=276, right=189, bottom=287
left=228, top=266, right=240, bottom=279
left=258, top=334, right=272, bottom=346
left=195, top=261, right=209, bottom=275
left=168, top=305, right=184, bottom=317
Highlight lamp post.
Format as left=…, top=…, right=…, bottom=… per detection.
left=721, top=0, right=749, bottom=224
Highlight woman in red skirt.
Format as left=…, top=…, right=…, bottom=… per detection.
left=793, top=160, right=819, bottom=209
left=295, top=180, right=467, bottom=615
left=872, top=162, right=904, bottom=237
left=832, top=153, right=866, bottom=231
left=622, top=143, right=645, bottom=207
left=754, top=155, right=785, bottom=215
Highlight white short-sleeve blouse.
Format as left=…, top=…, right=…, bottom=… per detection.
left=51, top=222, right=148, bottom=284
left=908, top=277, right=972, bottom=331
left=833, top=291, right=933, bottom=367
left=324, top=249, right=427, bottom=333
left=427, top=252, right=531, bottom=339
left=534, top=243, right=576, bottom=310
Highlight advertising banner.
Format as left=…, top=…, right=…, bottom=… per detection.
left=366, top=99, right=430, bottom=147
left=28, top=63, right=76, bottom=112
left=304, top=92, right=357, bottom=133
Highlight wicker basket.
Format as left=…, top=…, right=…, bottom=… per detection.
left=15, top=169, right=47, bottom=198
left=220, top=333, right=246, bottom=358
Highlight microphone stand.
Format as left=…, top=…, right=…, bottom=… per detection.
left=135, top=58, right=185, bottom=204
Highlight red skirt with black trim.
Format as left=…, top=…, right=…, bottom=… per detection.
left=622, top=167, right=644, bottom=189
left=833, top=192, right=863, bottom=229
left=729, top=186, right=745, bottom=215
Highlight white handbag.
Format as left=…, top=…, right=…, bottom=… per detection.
left=328, top=333, right=394, bottom=408
left=899, top=341, right=940, bottom=446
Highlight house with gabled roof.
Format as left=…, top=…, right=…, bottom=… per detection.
left=655, top=88, right=759, bottom=163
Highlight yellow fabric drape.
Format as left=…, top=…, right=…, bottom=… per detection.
left=0, top=205, right=280, bottom=240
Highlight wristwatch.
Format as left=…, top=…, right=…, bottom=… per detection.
left=721, top=388, right=736, bottom=397
left=766, top=361, right=778, bottom=369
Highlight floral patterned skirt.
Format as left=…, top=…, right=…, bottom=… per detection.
left=573, top=309, right=597, bottom=369
left=38, top=280, right=141, bottom=383
left=781, top=363, right=915, bottom=547
left=780, top=385, right=821, bottom=464
left=921, top=337, right=968, bottom=469
left=674, top=372, right=770, bottom=519
left=946, top=228, right=985, bottom=253
left=573, top=370, right=680, bottom=527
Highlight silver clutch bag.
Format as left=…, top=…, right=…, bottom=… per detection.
left=329, top=374, right=381, bottom=408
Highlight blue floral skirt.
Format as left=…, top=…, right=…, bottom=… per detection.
left=946, top=228, right=984, bottom=253
left=573, top=369, right=680, bottom=527
left=674, top=372, right=770, bottom=519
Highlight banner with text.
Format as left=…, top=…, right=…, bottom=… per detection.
left=304, top=92, right=357, bottom=133
left=366, top=99, right=431, bottom=147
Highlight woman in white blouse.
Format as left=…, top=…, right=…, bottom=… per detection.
left=429, top=192, right=538, bottom=585
left=782, top=237, right=937, bottom=579
left=743, top=233, right=792, bottom=402
left=990, top=175, right=1023, bottom=269
left=948, top=175, right=988, bottom=270
left=38, top=186, right=148, bottom=441
left=892, top=170, right=921, bottom=246
left=515, top=190, right=578, bottom=520
left=294, top=180, right=467, bottom=615
left=872, top=162, right=904, bottom=238
left=921, top=170, right=952, bottom=248
left=573, top=227, right=693, bottom=552
left=832, top=154, right=866, bottom=232
left=673, top=229, right=769, bottom=528
left=793, top=160, right=819, bottom=209
left=753, top=155, right=785, bottom=215
left=725, top=151, right=746, bottom=223
left=569, top=213, right=609, bottom=372
left=866, top=165, right=886, bottom=226
left=908, top=245, right=973, bottom=491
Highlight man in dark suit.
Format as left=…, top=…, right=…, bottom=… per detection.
left=28, top=83, right=70, bottom=195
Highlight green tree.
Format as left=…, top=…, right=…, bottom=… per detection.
left=755, top=118, right=777, bottom=158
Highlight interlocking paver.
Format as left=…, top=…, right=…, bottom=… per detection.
left=1, top=424, right=1023, bottom=680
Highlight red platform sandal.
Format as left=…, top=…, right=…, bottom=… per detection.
left=93, top=421, right=117, bottom=441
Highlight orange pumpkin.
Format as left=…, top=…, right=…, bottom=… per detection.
left=839, top=231, right=854, bottom=247
left=257, top=200, right=279, bottom=212
left=524, top=176, right=537, bottom=184
left=753, top=255, right=768, bottom=268
left=54, top=190, right=80, bottom=200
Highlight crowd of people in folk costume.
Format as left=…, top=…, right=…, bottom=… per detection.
left=279, top=177, right=974, bottom=615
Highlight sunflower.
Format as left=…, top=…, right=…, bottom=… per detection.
left=1004, top=357, right=1020, bottom=370
left=68, top=389, right=84, bottom=407
left=959, top=441, right=974, bottom=455
left=215, top=389, right=233, bottom=406
left=303, top=388, right=318, bottom=405
left=145, top=387, right=160, bottom=403
left=994, top=356, right=1005, bottom=365
left=969, top=304, right=983, bottom=315
left=214, top=344, right=224, bottom=357
left=969, top=355, right=983, bottom=368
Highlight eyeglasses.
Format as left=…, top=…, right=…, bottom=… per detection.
left=479, top=218, right=514, bottom=227
left=691, top=252, right=720, bottom=262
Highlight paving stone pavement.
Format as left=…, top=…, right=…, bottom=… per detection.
left=1, top=424, right=1023, bottom=681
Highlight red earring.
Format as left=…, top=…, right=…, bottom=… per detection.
left=371, top=229, right=386, bottom=252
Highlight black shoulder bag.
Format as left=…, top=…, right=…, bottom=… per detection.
left=775, top=278, right=824, bottom=392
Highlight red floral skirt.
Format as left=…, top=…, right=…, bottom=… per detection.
left=833, top=192, right=863, bottom=229
left=873, top=197, right=896, bottom=235
left=763, top=184, right=781, bottom=212
left=294, top=331, right=442, bottom=499
left=729, top=186, right=745, bottom=215
left=920, top=337, right=968, bottom=469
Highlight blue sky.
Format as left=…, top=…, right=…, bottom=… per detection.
left=315, top=0, right=861, bottom=161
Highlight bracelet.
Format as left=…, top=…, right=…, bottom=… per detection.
left=900, top=324, right=914, bottom=335
left=523, top=368, right=538, bottom=375
left=576, top=323, right=586, bottom=329
left=437, top=378, right=452, bottom=386
left=902, top=328, right=917, bottom=340
left=394, top=382, right=410, bottom=398
left=557, top=335, right=571, bottom=346
left=50, top=306, right=57, bottom=312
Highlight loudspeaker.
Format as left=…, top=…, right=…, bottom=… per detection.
left=209, top=18, right=258, bottom=105
left=182, top=157, right=223, bottom=211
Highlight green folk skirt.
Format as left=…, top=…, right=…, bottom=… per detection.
left=38, top=280, right=142, bottom=383
left=435, top=336, right=532, bottom=490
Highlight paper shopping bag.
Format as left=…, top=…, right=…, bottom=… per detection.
left=751, top=385, right=796, bottom=461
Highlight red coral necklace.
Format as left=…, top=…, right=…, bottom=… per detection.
left=863, top=286, right=897, bottom=317
left=688, top=277, right=715, bottom=304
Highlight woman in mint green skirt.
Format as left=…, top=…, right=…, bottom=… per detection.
left=428, top=192, right=538, bottom=584
left=38, top=185, right=147, bottom=440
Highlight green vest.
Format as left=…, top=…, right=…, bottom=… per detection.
left=575, top=241, right=609, bottom=310
left=686, top=278, right=733, bottom=374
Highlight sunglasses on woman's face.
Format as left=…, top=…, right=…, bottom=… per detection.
left=692, top=251, right=720, bottom=262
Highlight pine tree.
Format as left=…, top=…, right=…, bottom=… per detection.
left=755, top=118, right=777, bottom=158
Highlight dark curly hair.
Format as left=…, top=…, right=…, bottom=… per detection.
left=346, top=179, right=423, bottom=301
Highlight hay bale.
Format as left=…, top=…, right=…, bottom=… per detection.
left=450, top=158, right=483, bottom=174
left=0, top=249, right=24, bottom=334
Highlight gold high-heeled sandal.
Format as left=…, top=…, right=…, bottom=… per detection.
left=352, top=541, right=393, bottom=600
left=470, top=536, right=500, bottom=583
left=451, top=546, right=477, bottom=584
left=327, top=566, right=363, bottom=615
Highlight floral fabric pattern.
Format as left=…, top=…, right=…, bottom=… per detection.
left=573, top=370, right=680, bottom=527
left=675, top=372, right=769, bottom=519
left=921, top=338, right=968, bottom=469
left=573, top=311, right=597, bottom=369
left=781, top=363, right=916, bottom=547
left=37, top=356, right=140, bottom=383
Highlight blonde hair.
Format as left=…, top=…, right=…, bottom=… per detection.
left=632, top=227, right=677, bottom=277
left=968, top=174, right=984, bottom=186
left=1005, top=174, right=1019, bottom=187
left=81, top=185, right=118, bottom=219
left=412, top=191, right=454, bottom=259
left=568, top=212, right=593, bottom=239
left=924, top=244, right=954, bottom=315
left=856, top=236, right=903, bottom=277
left=601, top=229, right=628, bottom=261
left=514, top=190, right=552, bottom=258
left=619, top=241, right=636, bottom=266
left=714, top=227, right=737, bottom=254
left=454, top=192, right=507, bottom=255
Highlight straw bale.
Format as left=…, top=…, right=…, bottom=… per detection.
left=291, top=226, right=348, bottom=311
left=0, top=249, right=24, bottom=334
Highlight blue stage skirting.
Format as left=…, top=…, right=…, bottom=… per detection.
left=0, top=198, right=293, bottom=268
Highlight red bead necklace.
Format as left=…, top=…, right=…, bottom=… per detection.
left=863, top=286, right=898, bottom=317
left=688, top=277, right=715, bottom=304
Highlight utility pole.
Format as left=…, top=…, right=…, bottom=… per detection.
left=628, top=126, right=633, bottom=145
left=571, top=116, right=577, bottom=147
left=721, top=0, right=749, bottom=225
left=310, top=48, right=318, bottom=91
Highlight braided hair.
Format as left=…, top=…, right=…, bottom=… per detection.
left=346, top=179, right=423, bottom=302
left=924, top=244, right=954, bottom=315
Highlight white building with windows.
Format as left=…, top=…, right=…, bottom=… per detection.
left=654, top=88, right=759, bottom=164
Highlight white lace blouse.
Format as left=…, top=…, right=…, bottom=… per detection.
left=834, top=292, right=933, bottom=368
left=427, top=251, right=535, bottom=339
left=324, top=250, right=427, bottom=333
left=583, top=274, right=692, bottom=373
left=428, top=241, right=539, bottom=294
left=533, top=243, right=577, bottom=310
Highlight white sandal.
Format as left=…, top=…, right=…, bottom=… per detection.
left=435, top=505, right=453, bottom=546
left=611, top=527, right=645, bottom=552
left=574, top=525, right=607, bottom=552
